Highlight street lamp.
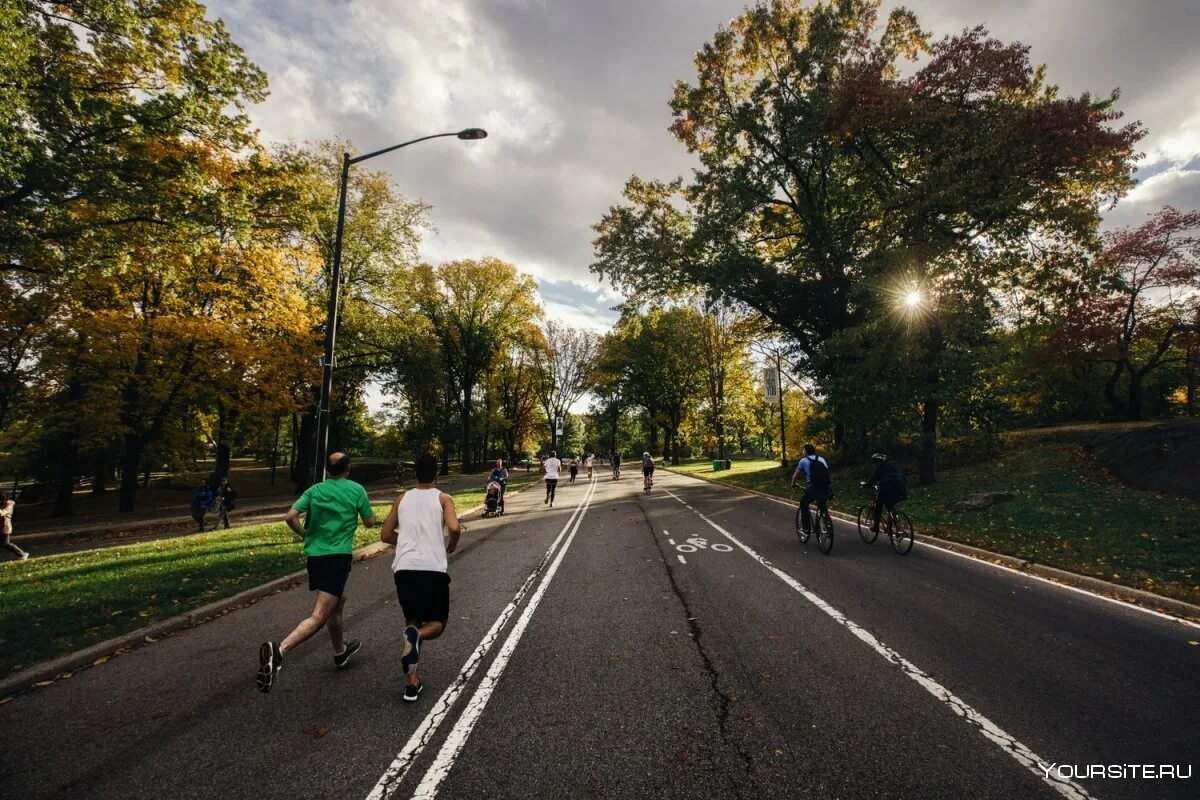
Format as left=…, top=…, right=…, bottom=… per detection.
left=313, top=128, right=487, bottom=486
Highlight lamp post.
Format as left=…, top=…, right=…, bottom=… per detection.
left=313, top=128, right=487, bottom=486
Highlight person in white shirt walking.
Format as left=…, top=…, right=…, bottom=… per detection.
left=381, top=453, right=462, bottom=702
left=542, top=450, right=562, bottom=507
left=585, top=453, right=595, bottom=480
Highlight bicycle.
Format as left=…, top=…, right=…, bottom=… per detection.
left=612, top=463, right=621, bottom=480
left=857, top=483, right=914, bottom=555
left=792, top=485, right=834, bottom=555
left=643, top=470, right=653, bottom=492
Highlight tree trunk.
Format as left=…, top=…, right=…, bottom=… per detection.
left=53, top=433, right=79, bottom=517
left=833, top=420, right=846, bottom=453
left=118, top=435, right=144, bottom=512
left=214, top=400, right=235, bottom=479
left=1127, top=370, right=1144, bottom=420
left=270, top=414, right=282, bottom=487
left=92, top=455, right=108, bottom=495
left=292, top=411, right=316, bottom=491
left=919, top=320, right=943, bottom=486
left=919, top=398, right=938, bottom=486
left=460, top=381, right=474, bottom=473
left=1103, top=361, right=1128, bottom=418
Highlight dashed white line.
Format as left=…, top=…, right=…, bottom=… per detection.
left=677, top=554, right=687, bottom=564
left=671, top=472, right=1199, bottom=629
left=364, top=480, right=594, bottom=800
left=663, top=488, right=1096, bottom=800
left=408, top=478, right=598, bottom=799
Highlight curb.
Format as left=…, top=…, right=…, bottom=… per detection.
left=666, top=468, right=1200, bottom=623
left=14, top=489, right=404, bottom=546
left=0, top=541, right=393, bottom=700
left=0, top=479, right=539, bottom=699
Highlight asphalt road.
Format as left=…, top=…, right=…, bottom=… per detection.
left=1, top=470, right=1196, bottom=799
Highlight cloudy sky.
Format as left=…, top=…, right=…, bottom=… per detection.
left=208, top=0, right=1200, bottom=332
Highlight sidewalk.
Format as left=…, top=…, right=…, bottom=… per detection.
left=12, top=473, right=495, bottom=553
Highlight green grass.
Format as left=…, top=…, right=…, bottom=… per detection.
left=0, top=475, right=539, bottom=679
left=671, top=445, right=1200, bottom=606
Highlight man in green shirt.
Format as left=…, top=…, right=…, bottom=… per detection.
left=256, top=452, right=376, bottom=693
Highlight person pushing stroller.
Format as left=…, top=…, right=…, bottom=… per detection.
left=485, top=459, right=509, bottom=517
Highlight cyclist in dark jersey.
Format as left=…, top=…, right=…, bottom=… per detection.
left=864, top=453, right=907, bottom=532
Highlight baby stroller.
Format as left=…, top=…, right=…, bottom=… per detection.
left=483, top=479, right=505, bottom=517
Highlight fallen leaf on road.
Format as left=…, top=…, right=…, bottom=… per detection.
left=742, top=712, right=754, bottom=722
left=302, top=726, right=330, bottom=737
left=0, top=696, right=11, bottom=705
left=93, top=657, right=110, bottom=666
left=34, top=681, right=54, bottom=687
left=144, top=635, right=157, bottom=643
left=675, top=751, right=688, bottom=762
left=1188, top=640, right=1199, bottom=646
left=775, top=748, right=785, bottom=756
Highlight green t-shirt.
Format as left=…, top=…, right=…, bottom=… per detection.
left=292, top=477, right=374, bottom=556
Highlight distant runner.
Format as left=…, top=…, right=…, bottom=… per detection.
left=585, top=453, right=595, bottom=480
left=543, top=450, right=562, bottom=507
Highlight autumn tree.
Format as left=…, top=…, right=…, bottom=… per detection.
left=277, top=140, right=430, bottom=488
left=534, top=320, right=597, bottom=452
left=593, top=0, right=1142, bottom=482
left=1057, top=207, right=1200, bottom=420
left=414, top=258, right=541, bottom=472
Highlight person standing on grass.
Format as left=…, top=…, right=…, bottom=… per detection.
left=542, top=450, right=562, bottom=507
left=191, top=480, right=214, bottom=532
left=0, top=491, right=28, bottom=560
left=215, top=477, right=237, bottom=529
left=381, top=453, right=461, bottom=702
left=256, top=452, right=376, bottom=694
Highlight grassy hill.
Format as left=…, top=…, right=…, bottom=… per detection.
left=671, top=424, right=1200, bottom=607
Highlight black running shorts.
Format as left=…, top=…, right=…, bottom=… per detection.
left=393, top=570, right=451, bottom=624
left=307, top=553, right=353, bottom=597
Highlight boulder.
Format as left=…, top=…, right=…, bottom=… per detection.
left=947, top=492, right=1013, bottom=512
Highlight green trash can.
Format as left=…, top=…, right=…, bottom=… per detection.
left=712, top=459, right=723, bottom=472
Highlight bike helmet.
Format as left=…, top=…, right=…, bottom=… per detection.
left=871, top=453, right=888, bottom=462
left=643, top=452, right=650, bottom=458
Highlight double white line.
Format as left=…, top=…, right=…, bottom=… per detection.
left=365, top=476, right=597, bottom=800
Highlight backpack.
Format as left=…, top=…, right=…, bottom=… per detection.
left=807, top=456, right=831, bottom=489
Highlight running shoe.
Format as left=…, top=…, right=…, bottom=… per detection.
left=256, top=641, right=282, bottom=693
left=403, top=682, right=424, bottom=702
left=334, top=639, right=361, bottom=668
left=401, top=626, right=421, bottom=673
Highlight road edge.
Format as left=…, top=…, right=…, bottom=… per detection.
left=666, top=467, right=1200, bottom=624
left=0, top=482, right=537, bottom=700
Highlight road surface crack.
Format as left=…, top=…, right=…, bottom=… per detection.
left=637, top=500, right=761, bottom=799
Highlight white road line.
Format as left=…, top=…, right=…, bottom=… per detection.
left=667, top=538, right=676, bottom=545
left=408, top=477, right=597, bottom=800
left=677, top=554, right=687, bottom=564
left=668, top=472, right=1200, bottom=629
left=364, top=481, right=594, bottom=800
left=663, top=488, right=1096, bottom=800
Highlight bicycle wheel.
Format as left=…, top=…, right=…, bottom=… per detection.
left=857, top=505, right=877, bottom=543
left=795, top=506, right=810, bottom=543
left=817, top=509, right=834, bottom=554
left=889, top=511, right=914, bottom=555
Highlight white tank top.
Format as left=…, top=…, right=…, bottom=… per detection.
left=391, top=488, right=448, bottom=573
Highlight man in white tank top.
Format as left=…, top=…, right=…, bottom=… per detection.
left=381, top=454, right=462, bottom=702
left=542, top=450, right=562, bottom=507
